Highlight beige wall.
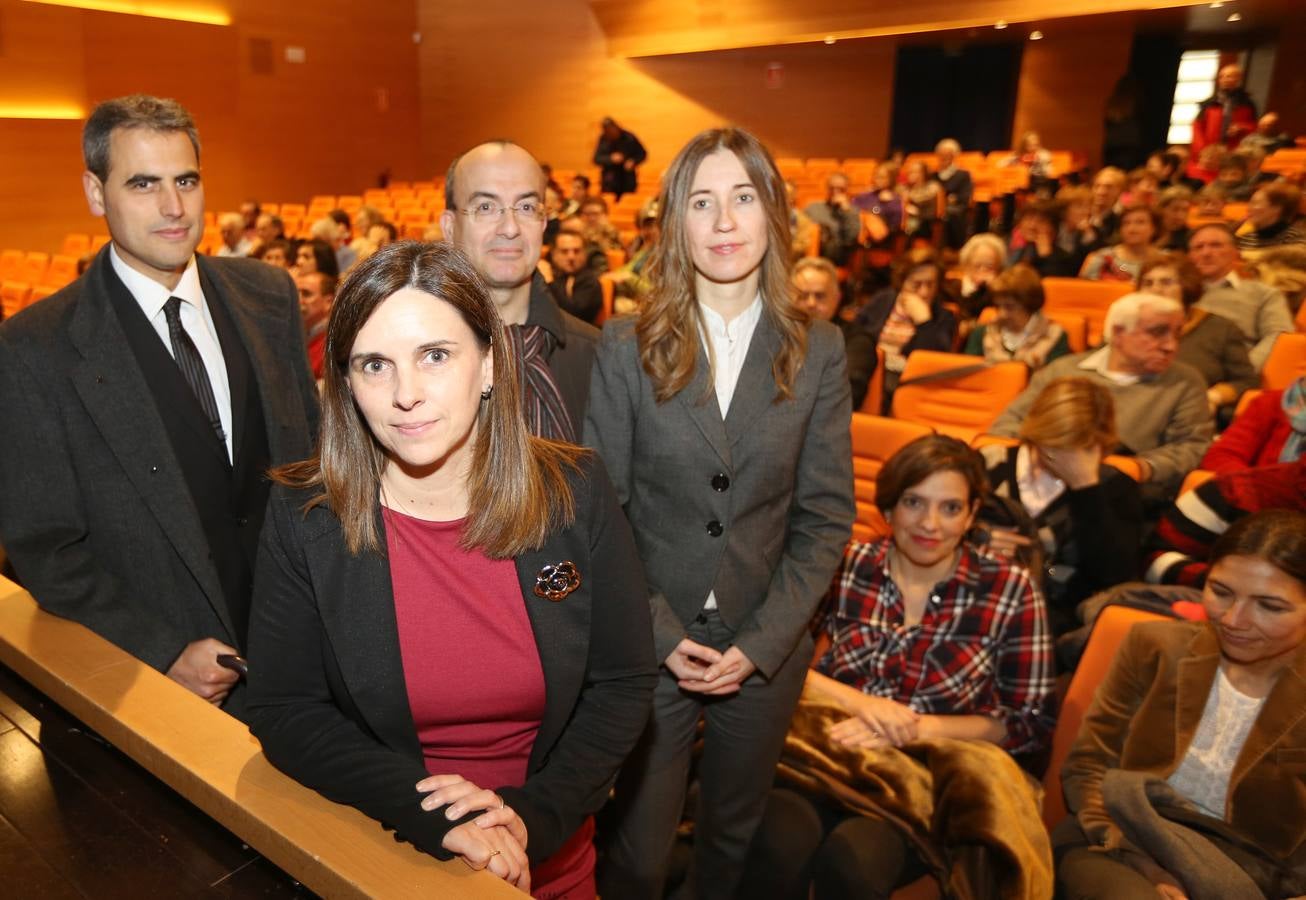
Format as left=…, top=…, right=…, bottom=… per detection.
left=0, top=0, right=421, bottom=253
left=417, top=0, right=895, bottom=185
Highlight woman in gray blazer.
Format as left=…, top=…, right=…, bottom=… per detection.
left=585, top=127, right=855, bottom=900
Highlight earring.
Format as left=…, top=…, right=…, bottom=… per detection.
left=480, top=385, right=493, bottom=400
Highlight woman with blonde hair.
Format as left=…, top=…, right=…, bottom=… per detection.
left=980, top=376, right=1143, bottom=634
left=246, top=242, right=658, bottom=897
left=585, top=127, right=855, bottom=900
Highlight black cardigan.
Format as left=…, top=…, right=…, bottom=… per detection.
left=855, top=287, right=958, bottom=359
left=245, top=453, right=657, bottom=864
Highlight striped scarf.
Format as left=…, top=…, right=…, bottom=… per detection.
left=506, top=324, right=575, bottom=442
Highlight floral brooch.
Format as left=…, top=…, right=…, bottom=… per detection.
left=534, top=561, right=581, bottom=601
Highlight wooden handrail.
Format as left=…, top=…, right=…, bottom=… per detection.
left=0, top=575, right=519, bottom=899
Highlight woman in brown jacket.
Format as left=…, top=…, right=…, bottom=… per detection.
left=1056, top=509, right=1306, bottom=899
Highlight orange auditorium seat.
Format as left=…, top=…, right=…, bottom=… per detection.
left=1040, top=278, right=1133, bottom=346
left=1260, top=332, right=1306, bottom=389
left=336, top=195, right=362, bottom=212
left=43, top=255, right=79, bottom=289
left=279, top=203, right=306, bottom=220
left=891, top=351, right=1028, bottom=442
left=2, top=281, right=32, bottom=319
left=309, top=194, right=336, bottom=209
left=596, top=274, right=615, bottom=327
left=1041, top=605, right=1169, bottom=829
left=775, top=158, right=804, bottom=177
left=1296, top=301, right=1306, bottom=334
left=387, top=180, right=412, bottom=191
left=279, top=216, right=302, bottom=238
left=860, top=347, right=887, bottom=416
left=363, top=189, right=389, bottom=205
left=605, top=248, right=626, bottom=271
left=61, top=233, right=91, bottom=257
left=19, top=252, right=50, bottom=286
left=1221, top=202, right=1248, bottom=223
left=0, top=249, right=23, bottom=282
left=261, top=202, right=279, bottom=215
left=28, top=284, right=57, bottom=304
left=91, top=234, right=111, bottom=250
left=410, top=181, right=435, bottom=193
left=850, top=414, right=932, bottom=543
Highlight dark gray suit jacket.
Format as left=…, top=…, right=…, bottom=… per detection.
left=0, top=249, right=319, bottom=685
left=245, top=455, right=657, bottom=864
left=584, top=313, right=855, bottom=679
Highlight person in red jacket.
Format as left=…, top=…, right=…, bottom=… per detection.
left=1186, top=64, right=1257, bottom=181
left=1200, top=376, right=1306, bottom=473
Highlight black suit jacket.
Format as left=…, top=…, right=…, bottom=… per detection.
left=0, top=248, right=319, bottom=712
left=527, top=273, right=599, bottom=431
left=245, top=454, right=657, bottom=864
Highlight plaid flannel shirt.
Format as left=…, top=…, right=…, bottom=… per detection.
left=817, top=538, right=1055, bottom=755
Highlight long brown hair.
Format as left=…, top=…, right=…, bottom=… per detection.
left=273, top=241, right=582, bottom=558
left=637, top=127, right=807, bottom=404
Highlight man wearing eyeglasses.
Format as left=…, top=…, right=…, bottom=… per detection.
left=441, top=141, right=599, bottom=441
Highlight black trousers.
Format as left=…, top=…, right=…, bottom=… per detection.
left=739, top=787, right=928, bottom=900
left=1051, top=817, right=1162, bottom=900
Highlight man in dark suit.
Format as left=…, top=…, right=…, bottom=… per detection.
left=440, top=141, right=598, bottom=441
left=543, top=230, right=604, bottom=324
left=932, top=138, right=973, bottom=250
left=0, top=95, right=319, bottom=719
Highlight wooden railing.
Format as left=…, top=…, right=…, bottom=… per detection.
left=0, top=575, right=519, bottom=899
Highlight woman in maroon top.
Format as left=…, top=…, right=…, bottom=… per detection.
left=246, top=242, right=657, bottom=897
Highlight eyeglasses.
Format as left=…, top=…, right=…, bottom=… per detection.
left=456, top=199, right=545, bottom=223
left=1139, top=276, right=1178, bottom=290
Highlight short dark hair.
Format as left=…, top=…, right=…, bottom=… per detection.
left=1138, top=252, right=1202, bottom=307
left=573, top=174, right=591, bottom=190
left=1188, top=221, right=1237, bottom=247
left=875, top=434, right=988, bottom=514
left=328, top=209, right=351, bottom=230
left=1210, top=509, right=1306, bottom=590
left=1017, top=198, right=1060, bottom=229
left=317, top=272, right=339, bottom=298
left=890, top=246, right=943, bottom=292
left=83, top=94, right=200, bottom=181
left=990, top=263, right=1045, bottom=314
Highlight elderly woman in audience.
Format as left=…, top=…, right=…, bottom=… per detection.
left=902, top=160, right=941, bottom=239
left=962, top=264, right=1069, bottom=368
left=855, top=247, right=957, bottom=407
left=1238, top=181, right=1306, bottom=254
left=951, top=232, right=1007, bottom=318
left=979, top=377, right=1143, bottom=635
left=246, top=242, right=657, bottom=896
left=1201, top=374, right=1306, bottom=473
left=1156, top=186, right=1195, bottom=251
left=742, top=434, right=1055, bottom=900
left=1195, top=182, right=1227, bottom=219
left=1136, top=252, right=1256, bottom=414
left=1010, top=200, right=1077, bottom=277
left=1056, top=509, right=1306, bottom=900
left=1079, top=202, right=1160, bottom=282
left=1055, top=185, right=1098, bottom=271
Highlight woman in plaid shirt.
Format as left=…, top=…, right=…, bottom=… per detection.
left=743, top=434, right=1055, bottom=899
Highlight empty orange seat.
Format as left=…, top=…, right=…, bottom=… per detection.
left=2, top=281, right=32, bottom=319
left=1260, top=332, right=1306, bottom=390
left=309, top=194, right=336, bottom=209
left=18, top=252, right=49, bottom=286
left=336, top=195, right=363, bottom=212
left=1040, top=278, right=1134, bottom=346
left=61, top=233, right=92, bottom=257
left=850, top=414, right=933, bottom=543
left=91, top=234, right=111, bottom=250
left=595, top=274, right=616, bottom=328
left=891, top=351, right=1028, bottom=443
left=860, top=347, right=887, bottom=416
left=42, top=255, right=79, bottom=289
left=605, top=248, right=626, bottom=271
left=28, top=284, right=57, bottom=304
left=279, top=203, right=307, bottom=220
left=0, top=249, right=23, bottom=282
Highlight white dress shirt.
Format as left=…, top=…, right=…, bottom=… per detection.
left=110, top=245, right=234, bottom=461
left=696, top=294, right=763, bottom=611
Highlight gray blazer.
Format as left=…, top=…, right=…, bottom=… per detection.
left=0, top=250, right=319, bottom=678
left=584, top=313, right=855, bottom=679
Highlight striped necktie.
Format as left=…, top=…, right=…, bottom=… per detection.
left=506, top=323, right=575, bottom=442
left=163, top=296, right=226, bottom=446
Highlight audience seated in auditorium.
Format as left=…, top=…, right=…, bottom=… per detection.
left=980, top=377, right=1142, bottom=635
left=1248, top=244, right=1306, bottom=314
left=805, top=171, right=862, bottom=266
left=1185, top=144, right=1228, bottom=189
left=578, top=196, right=623, bottom=271
left=793, top=257, right=875, bottom=410
left=1138, top=252, right=1256, bottom=414
left=1146, top=458, right=1306, bottom=586
left=952, top=232, right=1007, bottom=319
left=1201, top=375, right=1306, bottom=473
left=368, top=220, right=397, bottom=251
left=1240, top=145, right=1279, bottom=188
left=543, top=183, right=564, bottom=246
left=295, top=237, right=339, bottom=278
left=1238, top=181, right=1306, bottom=254
left=963, top=264, right=1070, bottom=368
left=1145, top=150, right=1183, bottom=189
left=543, top=231, right=603, bottom=325
left=1156, top=185, right=1194, bottom=251
left=851, top=162, right=904, bottom=235
left=741, top=435, right=1054, bottom=900
left=593, top=115, right=647, bottom=201
left=785, top=179, right=820, bottom=263
left=563, top=173, right=591, bottom=219
left=349, top=204, right=384, bottom=257
left=239, top=199, right=260, bottom=239
left=855, top=247, right=958, bottom=408
left=1009, top=200, right=1078, bottom=277
left=610, top=198, right=659, bottom=312
left=1079, top=202, right=1160, bottom=282
left=1003, top=130, right=1054, bottom=183
left=253, top=238, right=291, bottom=270
left=294, top=270, right=334, bottom=381
left=1195, top=182, right=1227, bottom=217
left=328, top=209, right=359, bottom=272
left=1121, top=166, right=1158, bottom=208
left=1215, top=152, right=1256, bottom=202
left=1087, top=166, right=1127, bottom=246
left=1188, top=63, right=1257, bottom=177
left=902, top=159, right=941, bottom=240
left=1188, top=222, right=1294, bottom=370
left=255, top=212, right=284, bottom=249
left=308, top=216, right=353, bottom=275
left=991, top=292, right=1213, bottom=491
left=933, top=138, right=973, bottom=249
left=1055, top=185, right=1097, bottom=272
left=1057, top=510, right=1306, bottom=900
left=216, top=212, right=254, bottom=257
left=1238, top=111, right=1293, bottom=155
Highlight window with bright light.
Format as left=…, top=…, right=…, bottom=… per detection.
left=1168, top=50, right=1220, bottom=145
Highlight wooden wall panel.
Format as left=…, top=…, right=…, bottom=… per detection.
left=1010, top=19, right=1137, bottom=170
left=417, top=0, right=895, bottom=190
left=0, top=0, right=420, bottom=255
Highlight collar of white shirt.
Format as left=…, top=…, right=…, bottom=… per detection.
left=1077, top=345, right=1141, bottom=386
left=109, top=243, right=205, bottom=322
left=1204, top=269, right=1242, bottom=291
left=698, top=293, right=764, bottom=414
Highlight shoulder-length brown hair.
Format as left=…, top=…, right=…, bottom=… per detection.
left=637, top=127, right=807, bottom=404
left=274, top=241, right=582, bottom=558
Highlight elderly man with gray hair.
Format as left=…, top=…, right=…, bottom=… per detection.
left=990, top=292, right=1213, bottom=491
left=932, top=138, right=973, bottom=249
left=216, top=211, right=253, bottom=257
